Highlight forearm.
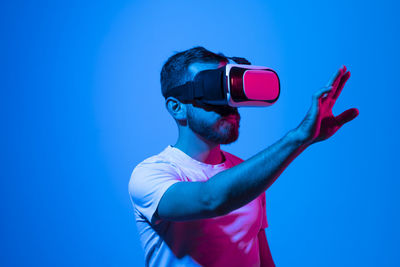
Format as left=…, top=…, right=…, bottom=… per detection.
left=206, top=129, right=308, bottom=216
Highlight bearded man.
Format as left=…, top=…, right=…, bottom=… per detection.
left=129, top=46, right=358, bottom=267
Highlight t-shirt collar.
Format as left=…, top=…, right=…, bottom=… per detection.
left=167, top=145, right=227, bottom=168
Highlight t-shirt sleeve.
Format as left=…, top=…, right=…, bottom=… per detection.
left=129, top=160, right=182, bottom=225
left=260, top=192, right=268, bottom=229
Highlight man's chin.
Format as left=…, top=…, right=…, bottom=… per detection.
left=218, top=122, right=239, bottom=144
left=218, top=128, right=239, bottom=144
left=188, top=118, right=240, bottom=145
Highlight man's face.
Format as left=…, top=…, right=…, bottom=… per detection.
left=185, top=61, right=241, bottom=145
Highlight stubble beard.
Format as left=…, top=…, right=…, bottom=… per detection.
left=187, top=112, right=240, bottom=145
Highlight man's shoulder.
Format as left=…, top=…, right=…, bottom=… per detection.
left=132, top=146, right=178, bottom=172
left=129, top=146, right=181, bottom=196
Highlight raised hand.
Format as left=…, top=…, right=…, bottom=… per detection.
left=296, top=65, right=359, bottom=146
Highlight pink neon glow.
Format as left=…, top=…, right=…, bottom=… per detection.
left=243, top=70, right=279, bottom=100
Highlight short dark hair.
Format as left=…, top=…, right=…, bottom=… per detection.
left=160, top=46, right=229, bottom=99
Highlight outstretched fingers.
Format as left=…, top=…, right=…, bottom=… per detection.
left=326, top=66, right=344, bottom=89
left=333, top=71, right=351, bottom=100
left=328, top=65, right=347, bottom=99
left=325, top=66, right=351, bottom=109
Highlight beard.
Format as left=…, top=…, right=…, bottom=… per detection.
left=187, top=108, right=240, bottom=145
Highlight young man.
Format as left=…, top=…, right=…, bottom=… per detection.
left=129, top=46, right=359, bottom=267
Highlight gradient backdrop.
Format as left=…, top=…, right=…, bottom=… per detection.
left=2, top=0, right=399, bottom=266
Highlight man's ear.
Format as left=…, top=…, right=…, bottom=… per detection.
left=165, top=97, right=187, bottom=121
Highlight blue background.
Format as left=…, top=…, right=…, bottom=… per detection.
left=2, top=0, right=399, bottom=266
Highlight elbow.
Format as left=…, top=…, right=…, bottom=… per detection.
left=201, top=181, right=227, bottom=217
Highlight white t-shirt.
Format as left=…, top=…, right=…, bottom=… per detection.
left=129, top=145, right=268, bottom=267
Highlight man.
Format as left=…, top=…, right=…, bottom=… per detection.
left=129, top=46, right=359, bottom=267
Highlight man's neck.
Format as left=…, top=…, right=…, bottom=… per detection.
left=173, top=132, right=225, bottom=165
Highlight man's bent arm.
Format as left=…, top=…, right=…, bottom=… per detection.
left=157, top=66, right=358, bottom=221
left=205, top=129, right=307, bottom=216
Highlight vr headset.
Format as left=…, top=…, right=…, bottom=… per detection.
left=165, top=60, right=280, bottom=107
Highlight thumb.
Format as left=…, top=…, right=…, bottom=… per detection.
left=335, top=108, right=359, bottom=126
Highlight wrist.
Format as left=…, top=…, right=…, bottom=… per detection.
left=287, top=128, right=311, bottom=148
